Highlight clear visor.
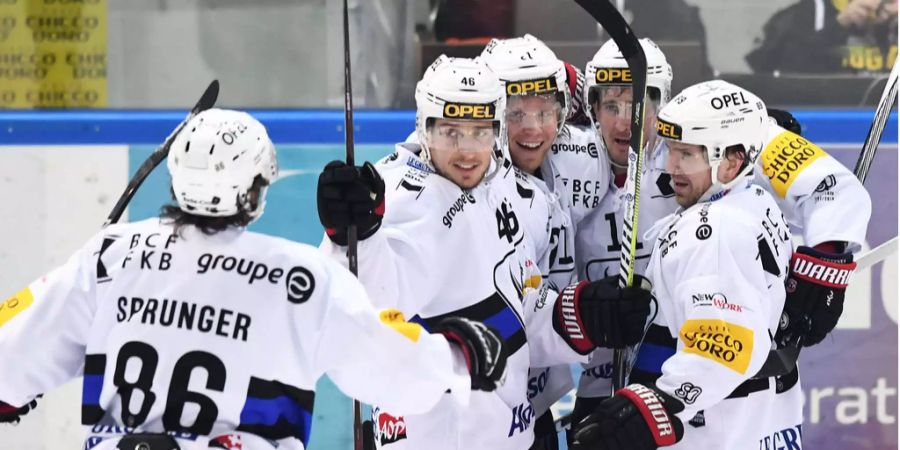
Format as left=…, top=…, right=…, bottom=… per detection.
left=426, top=119, right=500, bottom=153
left=505, top=93, right=566, bottom=129
left=661, top=138, right=711, bottom=175
left=589, top=84, right=633, bottom=122
left=589, top=84, right=662, bottom=152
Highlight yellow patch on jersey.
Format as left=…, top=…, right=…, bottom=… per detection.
left=679, top=319, right=754, bottom=374
left=0, top=287, right=34, bottom=327
left=379, top=309, right=422, bottom=342
left=760, top=130, right=826, bottom=198
left=524, top=275, right=542, bottom=290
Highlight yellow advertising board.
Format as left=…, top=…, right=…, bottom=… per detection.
left=0, top=0, right=107, bottom=108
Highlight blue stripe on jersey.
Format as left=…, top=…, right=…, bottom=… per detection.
left=633, top=343, right=676, bottom=373
left=409, top=315, right=428, bottom=330
left=483, top=307, right=523, bottom=340
left=239, top=395, right=313, bottom=446
left=82, top=374, right=103, bottom=406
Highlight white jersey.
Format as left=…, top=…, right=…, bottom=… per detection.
left=572, top=141, right=673, bottom=397
left=754, top=124, right=871, bottom=251
left=546, top=124, right=612, bottom=227
left=516, top=125, right=613, bottom=417
left=519, top=124, right=616, bottom=418
left=573, top=122, right=871, bottom=398
left=0, top=219, right=471, bottom=450
left=321, top=144, right=585, bottom=450
left=638, top=181, right=803, bottom=449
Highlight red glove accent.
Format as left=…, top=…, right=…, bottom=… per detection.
left=616, top=385, right=680, bottom=446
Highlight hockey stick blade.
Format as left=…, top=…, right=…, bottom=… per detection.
left=104, top=79, right=220, bottom=226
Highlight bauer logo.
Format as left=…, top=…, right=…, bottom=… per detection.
left=657, top=118, right=683, bottom=140
left=594, top=67, right=631, bottom=84
left=506, top=77, right=557, bottom=96
left=442, top=102, right=496, bottom=119
left=679, top=319, right=753, bottom=374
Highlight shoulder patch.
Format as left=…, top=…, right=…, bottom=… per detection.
left=760, top=130, right=826, bottom=198
left=679, top=319, right=754, bottom=374
left=0, top=287, right=34, bottom=327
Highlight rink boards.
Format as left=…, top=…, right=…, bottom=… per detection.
left=0, top=110, right=896, bottom=449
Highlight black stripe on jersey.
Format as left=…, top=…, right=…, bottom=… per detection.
left=237, top=377, right=316, bottom=446
left=81, top=354, right=107, bottom=425
left=757, top=234, right=782, bottom=276
left=727, top=365, right=799, bottom=399
left=411, top=292, right=527, bottom=355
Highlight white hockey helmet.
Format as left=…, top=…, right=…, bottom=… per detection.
left=584, top=37, right=673, bottom=124
left=415, top=55, right=507, bottom=163
left=480, top=34, right=570, bottom=133
left=167, top=108, right=278, bottom=219
left=656, top=80, right=768, bottom=201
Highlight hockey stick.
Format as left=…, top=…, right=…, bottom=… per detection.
left=572, top=0, right=648, bottom=393
left=340, top=1, right=369, bottom=449
left=551, top=0, right=646, bottom=434
left=754, top=59, right=898, bottom=379
left=855, top=236, right=897, bottom=271
left=103, top=80, right=220, bottom=226
left=854, top=59, right=898, bottom=183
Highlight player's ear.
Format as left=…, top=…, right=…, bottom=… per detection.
left=718, top=146, right=746, bottom=182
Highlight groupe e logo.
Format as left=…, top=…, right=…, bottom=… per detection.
left=286, top=266, right=315, bottom=304
left=196, top=253, right=316, bottom=304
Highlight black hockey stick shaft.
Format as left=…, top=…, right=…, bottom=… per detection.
left=573, top=0, right=648, bottom=392
left=342, top=1, right=366, bottom=449
left=104, top=80, right=220, bottom=226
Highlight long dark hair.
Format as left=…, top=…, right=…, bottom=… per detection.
left=160, top=175, right=267, bottom=236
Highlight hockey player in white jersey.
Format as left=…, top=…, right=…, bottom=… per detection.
left=572, top=81, right=815, bottom=450
left=571, top=38, right=870, bottom=424
left=0, top=109, right=512, bottom=450
left=479, top=35, right=580, bottom=449
left=317, top=56, right=651, bottom=450
left=569, top=37, right=676, bottom=425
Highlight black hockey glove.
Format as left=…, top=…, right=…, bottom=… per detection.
left=433, top=317, right=508, bottom=391
left=317, top=160, right=385, bottom=246
left=553, top=275, right=652, bottom=353
left=777, top=245, right=856, bottom=347
left=571, top=384, right=684, bottom=450
left=0, top=397, right=39, bottom=424
left=767, top=108, right=802, bottom=136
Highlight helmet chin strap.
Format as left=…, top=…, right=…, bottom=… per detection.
left=697, top=158, right=755, bottom=203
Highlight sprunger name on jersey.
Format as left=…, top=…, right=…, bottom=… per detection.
left=117, top=296, right=251, bottom=342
